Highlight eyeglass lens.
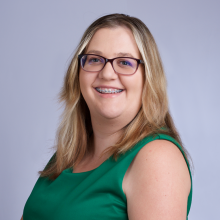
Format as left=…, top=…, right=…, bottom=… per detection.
left=81, top=54, right=137, bottom=75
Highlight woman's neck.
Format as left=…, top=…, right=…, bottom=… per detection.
left=89, top=114, right=125, bottom=160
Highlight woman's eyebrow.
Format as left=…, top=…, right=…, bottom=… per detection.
left=87, top=50, right=102, bottom=55
left=86, top=50, right=135, bottom=58
left=115, top=52, right=134, bottom=58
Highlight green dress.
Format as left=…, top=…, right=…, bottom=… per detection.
left=23, top=134, right=193, bottom=220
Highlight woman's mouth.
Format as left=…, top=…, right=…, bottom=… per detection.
left=95, top=88, right=124, bottom=94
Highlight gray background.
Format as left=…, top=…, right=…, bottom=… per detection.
left=0, top=0, right=219, bottom=219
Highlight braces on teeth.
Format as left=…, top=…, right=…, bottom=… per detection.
left=96, top=88, right=123, bottom=94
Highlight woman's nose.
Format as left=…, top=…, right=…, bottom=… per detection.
left=98, top=62, right=118, bottom=80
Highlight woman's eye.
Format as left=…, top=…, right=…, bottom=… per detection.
left=90, top=58, right=100, bottom=63
left=120, top=60, right=131, bottom=66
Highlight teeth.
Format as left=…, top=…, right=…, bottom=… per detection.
left=96, top=88, right=123, bottom=94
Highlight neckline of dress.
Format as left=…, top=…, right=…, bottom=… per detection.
left=63, top=154, right=113, bottom=175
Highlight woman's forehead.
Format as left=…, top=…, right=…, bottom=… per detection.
left=85, top=27, right=141, bottom=59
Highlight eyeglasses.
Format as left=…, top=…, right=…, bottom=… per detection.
left=78, top=54, right=144, bottom=75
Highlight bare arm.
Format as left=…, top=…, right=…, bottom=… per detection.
left=126, top=140, right=191, bottom=220
left=20, top=215, right=23, bottom=220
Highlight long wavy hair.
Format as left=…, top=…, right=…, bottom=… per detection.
left=39, top=13, right=192, bottom=180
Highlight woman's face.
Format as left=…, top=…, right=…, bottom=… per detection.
left=79, top=26, right=144, bottom=124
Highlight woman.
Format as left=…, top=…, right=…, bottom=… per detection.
left=21, top=13, right=192, bottom=220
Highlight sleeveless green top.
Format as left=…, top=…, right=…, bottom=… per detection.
left=23, top=134, right=193, bottom=220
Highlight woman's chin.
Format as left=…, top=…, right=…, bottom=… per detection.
left=98, top=109, right=123, bottom=120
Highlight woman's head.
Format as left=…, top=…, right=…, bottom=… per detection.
left=40, top=14, right=190, bottom=179
left=79, top=26, right=144, bottom=127
left=61, top=13, right=168, bottom=129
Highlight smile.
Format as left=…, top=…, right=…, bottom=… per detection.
left=95, top=88, right=124, bottom=94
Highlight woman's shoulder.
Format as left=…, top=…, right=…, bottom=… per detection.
left=124, top=139, right=191, bottom=219
left=124, top=139, right=191, bottom=189
left=131, top=138, right=190, bottom=171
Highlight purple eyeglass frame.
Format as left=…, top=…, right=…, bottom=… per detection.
left=78, top=54, right=144, bottom=76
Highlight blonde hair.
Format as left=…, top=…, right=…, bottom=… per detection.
left=39, top=13, right=192, bottom=179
